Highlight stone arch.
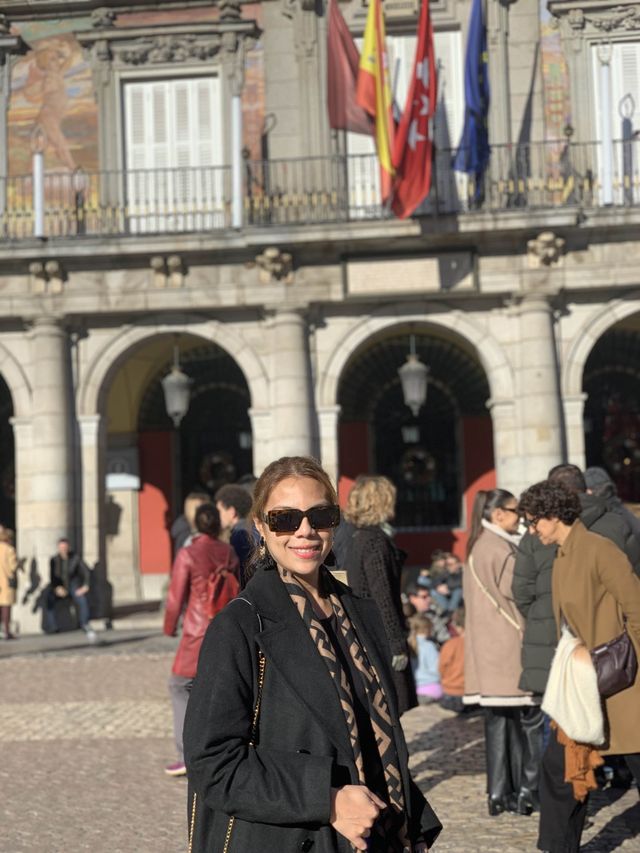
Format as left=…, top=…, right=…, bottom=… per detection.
left=78, top=315, right=269, bottom=417
left=0, top=343, right=31, bottom=417
left=318, top=304, right=514, bottom=409
left=562, top=292, right=640, bottom=398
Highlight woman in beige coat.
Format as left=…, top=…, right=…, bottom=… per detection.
left=519, top=479, right=640, bottom=853
left=463, top=489, right=541, bottom=817
left=0, top=527, right=18, bottom=639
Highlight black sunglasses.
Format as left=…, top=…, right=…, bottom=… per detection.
left=262, top=504, right=341, bottom=534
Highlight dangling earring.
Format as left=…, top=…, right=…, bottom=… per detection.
left=258, top=536, right=266, bottom=558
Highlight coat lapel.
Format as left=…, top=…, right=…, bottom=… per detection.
left=247, top=568, right=354, bottom=759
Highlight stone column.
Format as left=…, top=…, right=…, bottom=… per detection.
left=486, top=398, right=522, bottom=496
left=248, top=407, right=273, bottom=476
left=487, top=0, right=513, bottom=147
left=564, top=392, right=587, bottom=471
left=78, top=414, right=104, bottom=570
left=513, top=293, right=565, bottom=486
left=317, top=404, right=341, bottom=486
left=30, top=316, right=74, bottom=560
left=268, top=309, right=314, bottom=458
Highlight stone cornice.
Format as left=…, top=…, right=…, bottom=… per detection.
left=3, top=1, right=223, bottom=20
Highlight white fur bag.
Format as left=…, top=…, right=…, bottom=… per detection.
left=542, top=626, right=605, bottom=746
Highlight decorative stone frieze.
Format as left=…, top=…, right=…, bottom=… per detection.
left=29, top=260, right=66, bottom=294
left=527, top=232, right=566, bottom=268
left=118, top=33, right=223, bottom=65
left=255, top=247, right=294, bottom=285
left=90, top=7, right=116, bottom=29
left=555, top=2, right=640, bottom=32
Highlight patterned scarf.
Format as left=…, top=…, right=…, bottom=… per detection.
left=279, top=565, right=410, bottom=852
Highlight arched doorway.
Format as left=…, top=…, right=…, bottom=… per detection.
left=337, top=328, right=494, bottom=563
left=583, top=321, right=640, bottom=501
left=0, top=375, right=15, bottom=530
left=104, top=334, right=252, bottom=602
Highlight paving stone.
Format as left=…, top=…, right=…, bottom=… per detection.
left=1, top=632, right=638, bottom=852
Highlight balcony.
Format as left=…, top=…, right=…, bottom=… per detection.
left=1, top=139, right=639, bottom=241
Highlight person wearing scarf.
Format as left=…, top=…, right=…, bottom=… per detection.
left=463, top=489, right=543, bottom=818
left=184, top=456, right=442, bottom=852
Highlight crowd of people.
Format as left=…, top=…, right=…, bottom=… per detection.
left=165, top=457, right=640, bottom=853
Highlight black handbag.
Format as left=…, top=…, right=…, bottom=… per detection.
left=590, top=623, right=638, bottom=698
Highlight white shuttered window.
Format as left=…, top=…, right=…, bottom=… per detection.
left=591, top=42, right=640, bottom=204
left=124, top=77, right=224, bottom=232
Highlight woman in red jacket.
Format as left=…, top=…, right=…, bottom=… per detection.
left=163, top=502, right=239, bottom=776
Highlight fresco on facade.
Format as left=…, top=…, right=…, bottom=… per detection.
left=7, top=6, right=265, bottom=178
left=539, top=0, right=573, bottom=198
left=8, top=19, right=97, bottom=177
left=540, top=3, right=571, bottom=143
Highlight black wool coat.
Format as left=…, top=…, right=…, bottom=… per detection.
left=183, top=565, right=442, bottom=853
left=343, top=525, right=418, bottom=716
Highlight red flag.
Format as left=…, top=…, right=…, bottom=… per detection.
left=327, top=0, right=373, bottom=135
left=391, top=0, right=437, bottom=218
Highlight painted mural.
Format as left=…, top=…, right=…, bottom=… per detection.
left=7, top=6, right=265, bottom=179
left=8, top=19, right=97, bottom=177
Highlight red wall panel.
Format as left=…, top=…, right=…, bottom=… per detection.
left=138, top=431, right=173, bottom=574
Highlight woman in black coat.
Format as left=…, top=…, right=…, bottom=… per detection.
left=343, top=475, right=417, bottom=716
left=184, top=456, right=442, bottom=853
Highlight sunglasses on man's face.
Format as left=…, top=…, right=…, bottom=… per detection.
left=262, top=504, right=341, bottom=534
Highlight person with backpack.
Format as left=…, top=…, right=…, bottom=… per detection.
left=163, top=502, right=239, bottom=777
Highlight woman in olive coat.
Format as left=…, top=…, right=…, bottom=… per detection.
left=519, top=480, right=640, bottom=853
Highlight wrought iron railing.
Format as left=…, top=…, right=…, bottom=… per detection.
left=1, top=139, right=639, bottom=240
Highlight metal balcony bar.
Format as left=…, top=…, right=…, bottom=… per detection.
left=1, top=140, right=639, bottom=240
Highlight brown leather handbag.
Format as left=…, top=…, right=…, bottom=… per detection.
left=590, top=623, right=638, bottom=698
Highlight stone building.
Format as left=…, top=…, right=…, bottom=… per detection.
left=1, top=0, right=640, bottom=632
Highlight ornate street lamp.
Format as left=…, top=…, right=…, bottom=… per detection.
left=161, top=346, right=193, bottom=427
left=398, top=335, right=429, bottom=417
left=162, top=345, right=192, bottom=516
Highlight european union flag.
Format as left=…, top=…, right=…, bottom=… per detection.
left=453, top=0, right=490, bottom=198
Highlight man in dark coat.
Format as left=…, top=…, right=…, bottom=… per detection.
left=513, top=463, right=639, bottom=696
left=45, top=537, right=94, bottom=639
left=585, top=465, right=640, bottom=552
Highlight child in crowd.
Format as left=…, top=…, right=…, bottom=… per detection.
left=408, top=613, right=443, bottom=704
left=438, top=606, right=466, bottom=713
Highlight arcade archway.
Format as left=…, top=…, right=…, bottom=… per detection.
left=337, top=326, right=494, bottom=561
left=583, top=319, right=640, bottom=501
left=104, top=334, right=252, bottom=601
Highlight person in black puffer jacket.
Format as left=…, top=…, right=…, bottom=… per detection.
left=513, top=463, right=639, bottom=696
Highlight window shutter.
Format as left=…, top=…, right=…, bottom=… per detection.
left=124, top=76, right=222, bottom=230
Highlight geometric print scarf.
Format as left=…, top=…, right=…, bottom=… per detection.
left=278, top=566, right=411, bottom=852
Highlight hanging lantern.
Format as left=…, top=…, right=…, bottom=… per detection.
left=398, top=337, right=429, bottom=417
left=161, top=347, right=193, bottom=428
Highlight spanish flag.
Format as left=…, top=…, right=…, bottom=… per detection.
left=356, top=0, right=395, bottom=201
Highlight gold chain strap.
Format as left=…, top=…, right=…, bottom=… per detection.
left=188, top=650, right=266, bottom=853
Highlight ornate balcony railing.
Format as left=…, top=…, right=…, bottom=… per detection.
left=1, top=139, right=639, bottom=240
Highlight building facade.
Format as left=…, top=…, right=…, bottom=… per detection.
left=1, top=0, right=640, bottom=632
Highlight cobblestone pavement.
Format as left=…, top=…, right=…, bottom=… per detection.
left=1, top=630, right=638, bottom=852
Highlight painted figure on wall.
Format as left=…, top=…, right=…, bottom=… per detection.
left=8, top=24, right=97, bottom=176
left=28, top=39, right=78, bottom=170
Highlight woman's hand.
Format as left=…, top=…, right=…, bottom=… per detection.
left=330, top=785, right=386, bottom=851
left=414, top=842, right=429, bottom=852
